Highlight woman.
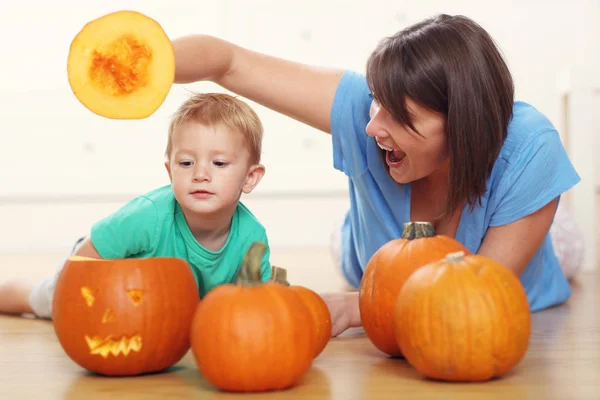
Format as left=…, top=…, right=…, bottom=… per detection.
left=172, top=14, right=581, bottom=336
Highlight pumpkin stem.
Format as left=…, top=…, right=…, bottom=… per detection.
left=234, top=241, right=268, bottom=286
left=270, top=266, right=290, bottom=286
left=401, top=221, right=436, bottom=240
left=445, top=251, right=466, bottom=263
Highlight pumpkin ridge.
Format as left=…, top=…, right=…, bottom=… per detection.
left=484, top=268, right=505, bottom=376
left=461, top=263, right=477, bottom=380
left=267, top=285, right=292, bottom=385
left=484, top=259, right=527, bottom=375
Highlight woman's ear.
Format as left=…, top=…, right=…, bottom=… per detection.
left=242, top=164, right=266, bottom=194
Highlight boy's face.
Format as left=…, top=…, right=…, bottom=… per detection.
left=165, top=121, right=264, bottom=216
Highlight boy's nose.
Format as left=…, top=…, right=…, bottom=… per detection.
left=193, top=167, right=210, bottom=182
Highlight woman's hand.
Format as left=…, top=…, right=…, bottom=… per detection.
left=319, top=291, right=361, bottom=337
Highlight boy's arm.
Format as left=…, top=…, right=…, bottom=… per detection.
left=86, top=196, right=159, bottom=259
left=73, top=238, right=103, bottom=259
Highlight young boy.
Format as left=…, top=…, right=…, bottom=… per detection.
left=0, top=92, right=272, bottom=318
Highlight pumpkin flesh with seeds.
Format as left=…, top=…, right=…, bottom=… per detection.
left=67, top=10, right=174, bottom=119
left=359, top=221, right=470, bottom=357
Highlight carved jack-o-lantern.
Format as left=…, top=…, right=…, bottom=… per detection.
left=52, top=256, right=200, bottom=376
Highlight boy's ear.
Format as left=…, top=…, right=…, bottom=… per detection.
left=164, top=160, right=172, bottom=181
left=242, top=164, right=266, bottom=194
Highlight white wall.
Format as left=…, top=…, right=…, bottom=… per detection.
left=0, top=1, right=596, bottom=270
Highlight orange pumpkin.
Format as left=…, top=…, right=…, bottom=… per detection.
left=190, top=242, right=316, bottom=392
left=395, top=251, right=532, bottom=382
left=289, top=285, right=332, bottom=358
left=52, top=256, right=200, bottom=376
left=359, top=221, right=470, bottom=357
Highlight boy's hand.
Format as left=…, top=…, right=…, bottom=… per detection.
left=319, top=292, right=361, bottom=337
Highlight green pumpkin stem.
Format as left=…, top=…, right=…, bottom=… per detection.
left=234, top=241, right=267, bottom=286
left=401, top=221, right=436, bottom=240
left=234, top=241, right=291, bottom=286
left=270, top=266, right=290, bottom=286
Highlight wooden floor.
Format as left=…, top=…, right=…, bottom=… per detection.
left=0, top=248, right=598, bottom=399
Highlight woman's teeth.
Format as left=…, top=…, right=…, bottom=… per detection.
left=376, top=141, right=395, bottom=152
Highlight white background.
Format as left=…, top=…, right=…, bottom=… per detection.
left=0, top=0, right=597, bottom=270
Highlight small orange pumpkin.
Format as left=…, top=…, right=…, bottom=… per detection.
left=359, top=221, right=470, bottom=357
left=268, top=265, right=332, bottom=358
left=395, top=251, right=532, bottom=382
left=289, top=285, right=332, bottom=358
left=190, top=242, right=316, bottom=392
left=52, top=256, right=200, bottom=376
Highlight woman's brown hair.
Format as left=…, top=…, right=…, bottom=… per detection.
left=366, top=14, right=514, bottom=215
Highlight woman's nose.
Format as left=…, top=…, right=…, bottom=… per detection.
left=366, top=118, right=390, bottom=139
left=366, top=102, right=390, bottom=138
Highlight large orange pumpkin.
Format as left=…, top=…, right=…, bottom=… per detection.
left=190, top=242, right=316, bottom=392
left=67, top=10, right=174, bottom=119
left=395, top=251, right=532, bottom=382
left=359, top=221, right=470, bottom=357
left=52, top=256, right=200, bottom=376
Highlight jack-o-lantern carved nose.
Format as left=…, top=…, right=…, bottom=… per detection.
left=102, top=308, right=116, bottom=323
left=127, top=289, right=144, bottom=306
left=81, top=286, right=95, bottom=306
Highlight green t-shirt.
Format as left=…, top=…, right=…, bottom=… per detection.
left=90, top=185, right=272, bottom=297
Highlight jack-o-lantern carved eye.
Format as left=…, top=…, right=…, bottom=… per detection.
left=127, top=289, right=144, bottom=306
left=81, top=287, right=95, bottom=307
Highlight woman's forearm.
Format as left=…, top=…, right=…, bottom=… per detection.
left=171, top=34, right=344, bottom=133
left=346, top=291, right=362, bottom=328
left=172, top=34, right=236, bottom=84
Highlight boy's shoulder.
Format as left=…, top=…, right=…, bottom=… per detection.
left=136, top=184, right=177, bottom=208
left=119, top=184, right=178, bottom=221
left=233, top=201, right=267, bottom=236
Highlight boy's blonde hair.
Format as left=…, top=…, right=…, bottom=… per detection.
left=166, top=93, right=263, bottom=164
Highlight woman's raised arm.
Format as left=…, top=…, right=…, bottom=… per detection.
left=172, top=34, right=344, bottom=133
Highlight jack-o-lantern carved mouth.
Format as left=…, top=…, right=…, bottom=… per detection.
left=85, top=335, right=143, bottom=358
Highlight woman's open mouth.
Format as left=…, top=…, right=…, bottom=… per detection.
left=376, top=140, right=406, bottom=167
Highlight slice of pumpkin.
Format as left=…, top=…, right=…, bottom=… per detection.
left=67, top=10, right=174, bottom=119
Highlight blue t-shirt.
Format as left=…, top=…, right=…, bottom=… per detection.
left=330, top=70, right=581, bottom=312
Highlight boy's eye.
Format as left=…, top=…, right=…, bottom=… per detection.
left=179, top=161, right=193, bottom=167
left=213, top=161, right=228, bottom=167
